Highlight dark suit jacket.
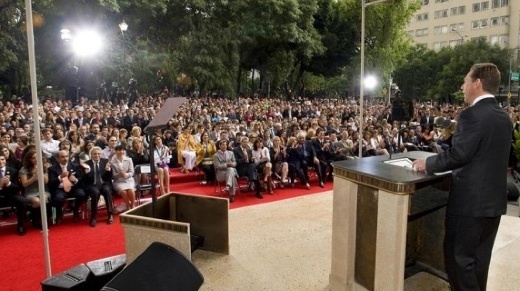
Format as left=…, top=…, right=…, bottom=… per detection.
left=289, top=140, right=317, bottom=163
left=0, top=166, right=20, bottom=196
left=233, top=146, right=253, bottom=167
left=123, top=115, right=137, bottom=130
left=426, top=98, right=511, bottom=217
left=83, top=158, right=113, bottom=187
left=420, top=115, right=435, bottom=127
left=48, top=162, right=84, bottom=194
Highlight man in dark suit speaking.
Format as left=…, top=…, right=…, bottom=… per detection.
left=413, top=63, right=511, bottom=291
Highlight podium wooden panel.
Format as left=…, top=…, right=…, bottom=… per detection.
left=329, top=152, right=450, bottom=291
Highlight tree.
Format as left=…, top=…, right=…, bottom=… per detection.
left=393, top=39, right=510, bottom=103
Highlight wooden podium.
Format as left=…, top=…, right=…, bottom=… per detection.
left=329, top=152, right=451, bottom=290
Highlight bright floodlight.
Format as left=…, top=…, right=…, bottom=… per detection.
left=72, top=30, right=103, bottom=57
left=60, top=29, right=71, bottom=41
left=364, top=75, right=377, bottom=90
left=119, top=20, right=128, bottom=32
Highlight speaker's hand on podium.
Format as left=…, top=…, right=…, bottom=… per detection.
left=412, top=158, right=426, bottom=172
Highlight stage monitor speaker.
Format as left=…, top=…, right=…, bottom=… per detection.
left=392, top=99, right=413, bottom=121
left=41, top=264, right=91, bottom=291
left=101, top=242, right=204, bottom=291
left=86, top=254, right=126, bottom=290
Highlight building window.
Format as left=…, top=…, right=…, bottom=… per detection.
left=415, top=28, right=429, bottom=37
left=433, top=42, right=441, bottom=51
left=491, top=17, right=499, bottom=26
left=481, top=19, right=488, bottom=28
left=472, top=20, right=480, bottom=29
left=501, top=16, right=509, bottom=25
left=471, top=36, right=487, bottom=42
left=499, top=34, right=508, bottom=46
left=434, top=9, right=449, bottom=19
left=435, top=0, right=449, bottom=3
left=493, top=0, right=508, bottom=8
left=473, top=3, right=480, bottom=12
left=451, top=6, right=466, bottom=16
left=416, top=13, right=429, bottom=22
left=481, top=1, right=489, bottom=10
left=490, top=35, right=499, bottom=45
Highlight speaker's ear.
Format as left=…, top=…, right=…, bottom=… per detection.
left=101, top=242, right=204, bottom=291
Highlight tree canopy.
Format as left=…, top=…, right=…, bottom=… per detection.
left=0, top=0, right=419, bottom=99
left=393, top=39, right=511, bottom=103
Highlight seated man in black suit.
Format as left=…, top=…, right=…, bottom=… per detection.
left=48, top=150, right=87, bottom=224
left=0, top=153, right=25, bottom=235
left=312, top=128, right=331, bottom=185
left=83, top=146, right=114, bottom=227
left=298, top=132, right=324, bottom=188
left=233, top=137, right=263, bottom=199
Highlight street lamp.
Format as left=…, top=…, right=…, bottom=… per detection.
left=451, top=28, right=467, bottom=44
left=359, top=0, right=390, bottom=157
left=119, top=20, right=128, bottom=82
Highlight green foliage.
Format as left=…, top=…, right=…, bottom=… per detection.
left=393, top=39, right=510, bottom=102
left=513, top=129, right=520, bottom=160
left=1, top=0, right=420, bottom=98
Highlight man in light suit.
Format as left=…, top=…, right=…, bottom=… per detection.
left=83, top=147, right=114, bottom=226
left=213, top=140, right=238, bottom=202
left=413, top=63, right=511, bottom=291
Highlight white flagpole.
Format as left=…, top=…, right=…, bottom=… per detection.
left=25, top=0, right=52, bottom=277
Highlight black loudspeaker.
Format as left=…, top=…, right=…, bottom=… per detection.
left=41, top=264, right=91, bottom=291
left=101, top=242, right=204, bottom=291
left=392, top=99, right=413, bottom=121
left=86, top=254, right=126, bottom=290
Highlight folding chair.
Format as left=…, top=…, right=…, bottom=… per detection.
left=134, top=164, right=160, bottom=205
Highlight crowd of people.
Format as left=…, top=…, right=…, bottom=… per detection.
left=0, top=90, right=517, bottom=236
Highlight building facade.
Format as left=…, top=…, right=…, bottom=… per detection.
left=407, top=0, right=519, bottom=52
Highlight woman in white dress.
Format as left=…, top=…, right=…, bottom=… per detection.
left=111, top=145, right=136, bottom=210
left=154, top=136, right=171, bottom=195
left=176, top=125, right=197, bottom=173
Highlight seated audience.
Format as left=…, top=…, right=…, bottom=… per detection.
left=233, top=137, right=263, bottom=199
left=111, top=145, right=136, bottom=210
left=0, top=152, right=25, bottom=235
left=153, top=136, right=171, bottom=195
left=48, top=150, right=87, bottom=224
left=270, top=136, right=289, bottom=188
left=83, top=146, right=114, bottom=227
left=19, top=151, right=50, bottom=229
left=213, top=140, right=239, bottom=202
left=252, top=138, right=273, bottom=194
left=177, top=125, right=197, bottom=173
left=196, top=131, right=217, bottom=184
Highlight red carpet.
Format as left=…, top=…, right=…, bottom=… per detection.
left=0, top=167, right=332, bottom=290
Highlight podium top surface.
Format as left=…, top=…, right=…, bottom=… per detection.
left=332, top=152, right=450, bottom=194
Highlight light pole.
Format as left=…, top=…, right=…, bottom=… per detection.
left=359, top=0, right=390, bottom=157
left=388, top=77, right=392, bottom=104
left=119, top=20, right=128, bottom=83
left=451, top=28, right=467, bottom=44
